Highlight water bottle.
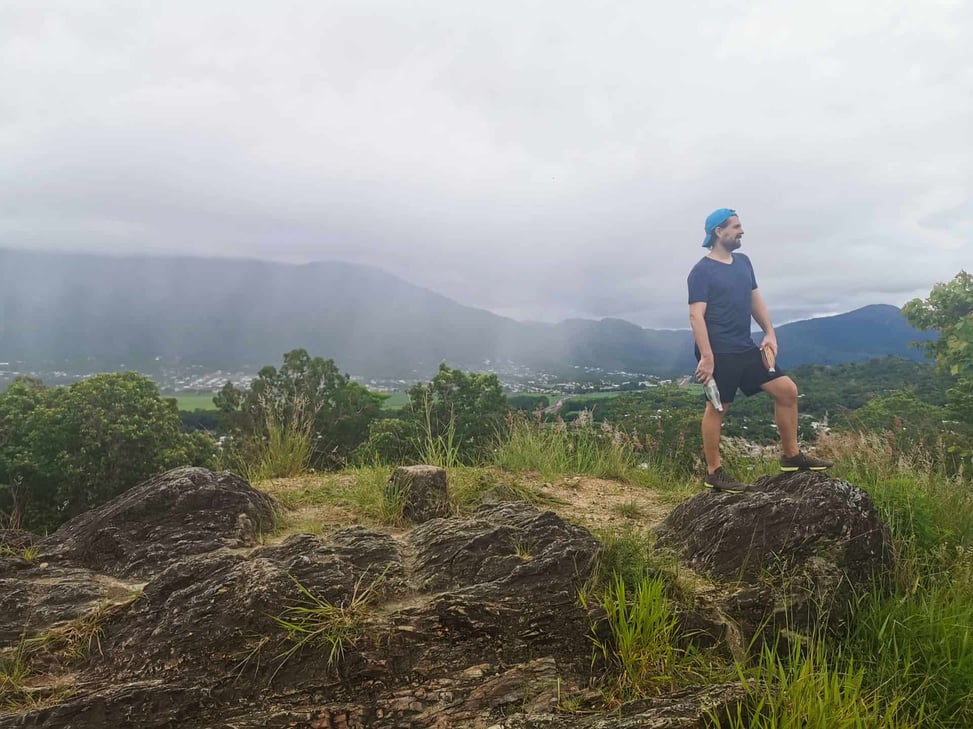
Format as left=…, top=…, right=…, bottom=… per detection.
left=704, top=378, right=723, bottom=412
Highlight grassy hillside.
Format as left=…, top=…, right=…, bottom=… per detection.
left=248, top=423, right=972, bottom=728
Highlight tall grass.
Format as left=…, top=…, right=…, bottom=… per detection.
left=415, top=392, right=461, bottom=469
left=813, top=430, right=973, bottom=728
left=0, top=638, right=32, bottom=710
left=848, top=561, right=973, bottom=728
left=494, top=410, right=646, bottom=483
left=1, top=596, right=137, bottom=711
left=243, top=392, right=319, bottom=482
left=718, top=638, right=917, bottom=729
left=273, top=568, right=387, bottom=673
left=591, top=527, right=661, bottom=591
left=581, top=573, right=681, bottom=702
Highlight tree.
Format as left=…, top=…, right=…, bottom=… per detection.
left=0, top=378, right=54, bottom=528
left=0, top=373, right=215, bottom=531
left=217, top=349, right=382, bottom=471
left=407, top=363, right=509, bottom=463
left=903, top=271, right=973, bottom=427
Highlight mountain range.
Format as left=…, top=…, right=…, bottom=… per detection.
left=0, top=249, right=934, bottom=379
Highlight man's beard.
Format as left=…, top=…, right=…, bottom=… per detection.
left=725, top=238, right=742, bottom=251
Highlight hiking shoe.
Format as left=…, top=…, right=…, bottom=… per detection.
left=704, top=467, right=750, bottom=494
left=780, top=451, right=833, bottom=472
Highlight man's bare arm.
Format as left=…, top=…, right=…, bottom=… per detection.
left=689, top=301, right=713, bottom=381
left=751, top=289, right=778, bottom=354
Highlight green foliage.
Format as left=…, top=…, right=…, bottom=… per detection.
left=814, top=431, right=973, bottom=728
left=216, top=349, right=383, bottom=473
left=0, top=373, right=215, bottom=531
left=581, top=573, right=680, bottom=702
left=415, top=391, right=462, bottom=469
left=848, top=560, right=973, bottom=728
left=178, top=408, right=220, bottom=432
left=274, top=568, right=386, bottom=669
left=847, top=390, right=945, bottom=434
left=720, top=639, right=915, bottom=729
left=507, top=394, right=550, bottom=412
left=0, top=378, right=50, bottom=528
left=838, top=390, right=965, bottom=470
left=241, top=394, right=317, bottom=481
left=591, top=528, right=671, bottom=593
left=903, top=271, right=973, bottom=433
left=567, top=386, right=706, bottom=472
left=496, top=411, right=621, bottom=478
left=406, top=363, right=508, bottom=464
left=903, top=271, right=973, bottom=377
left=790, top=356, right=954, bottom=414
left=354, top=417, right=420, bottom=465
left=494, top=408, right=687, bottom=485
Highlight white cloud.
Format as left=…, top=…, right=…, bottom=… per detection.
left=0, top=0, right=969, bottom=329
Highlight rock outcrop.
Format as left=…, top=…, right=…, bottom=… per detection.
left=2, top=467, right=754, bottom=728
left=1, top=466, right=893, bottom=728
left=654, top=470, right=893, bottom=652
left=37, top=466, right=279, bottom=578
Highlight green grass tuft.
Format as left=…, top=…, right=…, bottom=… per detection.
left=273, top=568, right=386, bottom=672
left=718, top=638, right=918, bottom=729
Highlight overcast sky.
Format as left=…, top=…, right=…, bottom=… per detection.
left=1, top=1, right=970, bottom=329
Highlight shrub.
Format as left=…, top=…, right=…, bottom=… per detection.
left=216, top=349, right=382, bottom=473
left=0, top=374, right=215, bottom=531
left=354, top=418, right=419, bottom=465
left=405, top=364, right=508, bottom=464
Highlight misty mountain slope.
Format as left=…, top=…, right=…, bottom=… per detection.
left=0, top=249, right=931, bottom=378
left=0, top=250, right=567, bottom=376
left=774, top=304, right=935, bottom=367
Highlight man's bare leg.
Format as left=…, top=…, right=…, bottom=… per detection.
left=762, top=376, right=800, bottom=458
left=702, top=402, right=728, bottom=473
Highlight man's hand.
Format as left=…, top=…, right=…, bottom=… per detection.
left=759, top=334, right=778, bottom=356
left=695, top=354, right=714, bottom=383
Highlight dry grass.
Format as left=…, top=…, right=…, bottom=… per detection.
left=256, top=465, right=678, bottom=542
left=1, top=594, right=138, bottom=712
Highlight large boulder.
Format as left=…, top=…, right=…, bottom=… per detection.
left=38, top=467, right=279, bottom=578
left=654, top=471, right=893, bottom=650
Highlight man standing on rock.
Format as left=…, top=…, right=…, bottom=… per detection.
left=687, top=208, right=831, bottom=493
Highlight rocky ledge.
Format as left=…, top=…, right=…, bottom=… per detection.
left=0, top=466, right=892, bottom=728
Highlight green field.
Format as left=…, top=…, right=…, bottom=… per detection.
left=563, top=391, right=625, bottom=401
left=172, top=394, right=219, bottom=411
left=379, top=391, right=411, bottom=409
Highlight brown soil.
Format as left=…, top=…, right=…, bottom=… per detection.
left=534, top=475, right=671, bottom=535
left=257, top=470, right=679, bottom=542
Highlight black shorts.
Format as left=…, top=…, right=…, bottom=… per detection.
left=702, top=347, right=785, bottom=404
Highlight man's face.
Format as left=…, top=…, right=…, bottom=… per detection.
left=715, top=216, right=744, bottom=251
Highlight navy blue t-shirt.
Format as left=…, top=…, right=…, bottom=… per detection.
left=687, top=253, right=758, bottom=354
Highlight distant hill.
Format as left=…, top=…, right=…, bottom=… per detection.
left=0, top=249, right=934, bottom=379
left=774, top=305, right=935, bottom=367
